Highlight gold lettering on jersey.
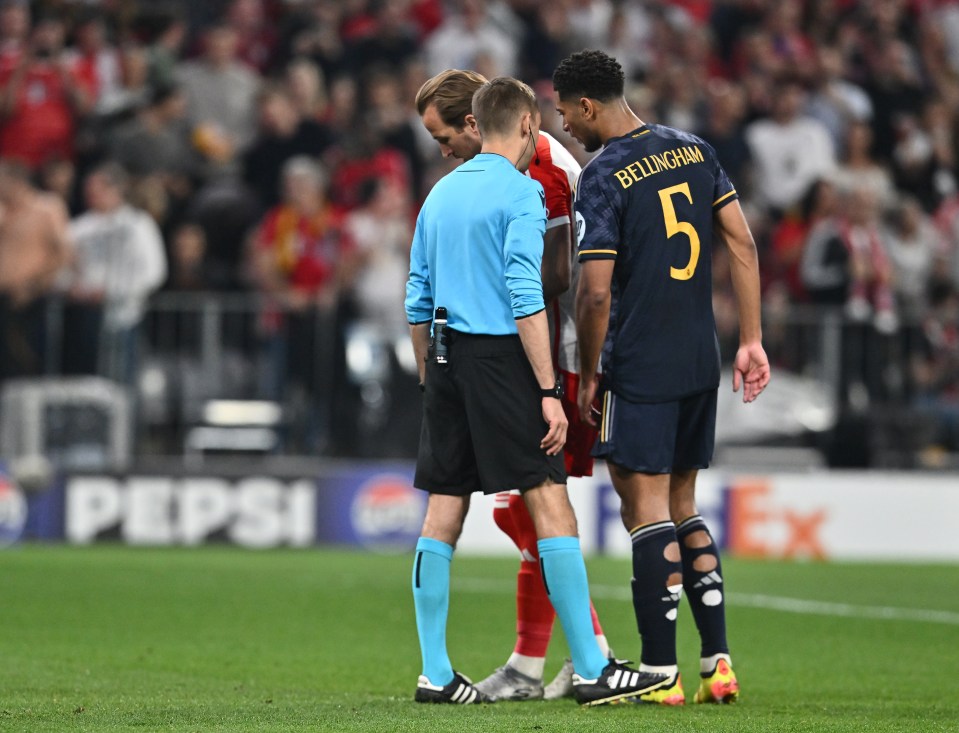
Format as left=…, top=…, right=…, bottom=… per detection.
left=651, top=152, right=670, bottom=171
left=611, top=145, right=705, bottom=189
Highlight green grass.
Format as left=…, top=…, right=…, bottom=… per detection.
left=1, top=546, right=958, bottom=732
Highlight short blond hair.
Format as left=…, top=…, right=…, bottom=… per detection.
left=415, top=68, right=488, bottom=128
left=471, top=77, right=537, bottom=138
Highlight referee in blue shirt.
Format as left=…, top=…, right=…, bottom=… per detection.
left=405, top=77, right=665, bottom=707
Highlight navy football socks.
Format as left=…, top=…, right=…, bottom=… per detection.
left=677, top=515, right=729, bottom=658
left=629, top=520, right=682, bottom=667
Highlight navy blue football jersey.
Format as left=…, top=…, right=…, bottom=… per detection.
left=575, top=123, right=739, bottom=402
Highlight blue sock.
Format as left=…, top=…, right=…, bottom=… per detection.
left=537, top=536, right=608, bottom=680
left=412, top=537, right=454, bottom=686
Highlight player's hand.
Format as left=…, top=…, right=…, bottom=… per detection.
left=540, top=396, right=568, bottom=456
left=578, top=374, right=600, bottom=427
left=733, top=341, right=770, bottom=403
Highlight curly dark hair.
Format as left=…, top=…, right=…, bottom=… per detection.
left=553, top=50, right=625, bottom=102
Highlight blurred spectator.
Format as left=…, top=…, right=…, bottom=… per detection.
left=224, top=0, right=277, bottom=73
left=425, top=0, right=517, bottom=77
left=111, top=44, right=152, bottom=120
left=275, top=0, right=347, bottom=82
left=566, top=0, right=615, bottom=51
left=863, top=39, right=924, bottom=164
left=698, top=79, right=751, bottom=195
left=0, top=11, right=93, bottom=169
left=242, top=82, right=333, bottom=211
left=109, top=83, right=196, bottom=226
left=0, top=0, right=29, bottom=62
left=603, top=2, right=654, bottom=82
left=250, top=156, right=356, bottom=317
left=805, top=43, right=874, bottom=154
left=654, top=61, right=707, bottom=133
left=911, top=281, right=959, bottom=449
left=0, top=158, right=72, bottom=380
left=164, top=221, right=228, bottom=292
left=890, top=97, right=958, bottom=212
left=321, top=74, right=359, bottom=139
left=518, top=3, right=577, bottom=85
left=249, top=156, right=358, bottom=448
left=363, top=65, right=424, bottom=200
left=935, top=190, right=959, bottom=290
left=730, top=25, right=786, bottom=83
left=177, top=22, right=261, bottom=171
left=285, top=56, right=328, bottom=122
left=184, top=173, right=260, bottom=290
left=409, top=0, right=444, bottom=37
left=800, top=186, right=860, bottom=309
left=344, top=176, right=412, bottom=332
left=926, top=1, right=959, bottom=77
left=327, top=117, right=410, bottom=212
left=802, top=184, right=900, bottom=405
left=64, top=162, right=167, bottom=382
left=141, top=7, right=186, bottom=90
left=830, top=121, right=896, bottom=212
left=769, top=178, right=840, bottom=302
left=64, top=10, right=123, bottom=116
left=37, top=156, right=77, bottom=212
left=883, top=196, right=940, bottom=321
left=838, top=185, right=898, bottom=334
left=761, top=0, right=814, bottom=78
left=745, top=81, right=836, bottom=216
left=344, top=0, right=419, bottom=78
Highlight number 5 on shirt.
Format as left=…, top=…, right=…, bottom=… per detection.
left=658, top=182, right=700, bottom=281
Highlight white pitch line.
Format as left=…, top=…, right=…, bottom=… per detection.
left=453, top=577, right=959, bottom=626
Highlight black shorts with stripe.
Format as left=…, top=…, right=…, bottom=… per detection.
left=414, top=331, right=566, bottom=495
left=593, top=388, right=717, bottom=474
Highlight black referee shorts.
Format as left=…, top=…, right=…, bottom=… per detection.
left=414, top=331, right=566, bottom=496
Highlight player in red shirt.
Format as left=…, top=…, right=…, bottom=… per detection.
left=414, top=69, right=608, bottom=701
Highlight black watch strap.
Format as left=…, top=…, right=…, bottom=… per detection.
left=540, top=381, right=563, bottom=399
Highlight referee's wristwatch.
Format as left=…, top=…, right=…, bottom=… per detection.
left=540, top=380, right=563, bottom=399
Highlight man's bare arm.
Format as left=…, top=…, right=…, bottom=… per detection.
left=541, top=223, right=572, bottom=302
left=714, top=200, right=770, bottom=402
left=409, top=321, right=430, bottom=386
left=575, top=258, right=614, bottom=425
left=516, top=309, right=567, bottom=455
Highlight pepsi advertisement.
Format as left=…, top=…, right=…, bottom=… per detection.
left=2, top=462, right=427, bottom=550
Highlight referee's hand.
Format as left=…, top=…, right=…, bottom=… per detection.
left=540, top=396, right=568, bottom=455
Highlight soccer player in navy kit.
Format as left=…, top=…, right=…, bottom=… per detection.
left=553, top=50, right=771, bottom=705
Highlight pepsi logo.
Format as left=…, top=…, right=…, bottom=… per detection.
left=350, top=475, right=425, bottom=549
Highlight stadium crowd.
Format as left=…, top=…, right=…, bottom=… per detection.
left=1, top=0, right=959, bottom=458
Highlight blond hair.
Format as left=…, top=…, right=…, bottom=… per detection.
left=414, top=69, right=488, bottom=128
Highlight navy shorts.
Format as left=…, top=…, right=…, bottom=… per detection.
left=593, top=388, right=717, bottom=474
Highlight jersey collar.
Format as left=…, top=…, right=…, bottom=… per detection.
left=605, top=124, right=650, bottom=146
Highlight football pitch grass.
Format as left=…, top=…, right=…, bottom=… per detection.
left=2, top=546, right=958, bottom=732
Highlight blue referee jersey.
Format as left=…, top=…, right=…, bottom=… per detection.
left=575, top=123, right=739, bottom=402
left=405, top=153, right=547, bottom=334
